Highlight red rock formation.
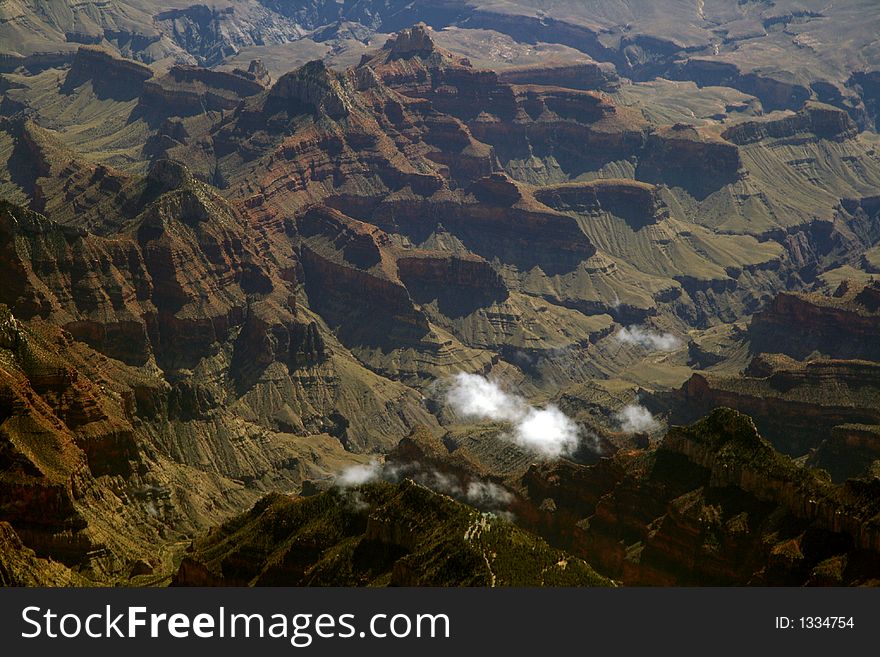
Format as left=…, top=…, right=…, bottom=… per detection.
left=397, top=251, right=508, bottom=311
left=469, top=84, right=647, bottom=170
left=141, top=64, right=266, bottom=115
left=269, top=60, right=353, bottom=119
left=0, top=157, right=277, bottom=371
left=297, top=206, right=432, bottom=347
left=535, top=178, right=668, bottom=228
left=669, top=283, right=880, bottom=478
left=637, top=123, right=741, bottom=189
left=497, top=61, right=619, bottom=91
left=523, top=409, right=880, bottom=585
left=365, top=24, right=518, bottom=122
left=335, top=174, right=596, bottom=275
left=671, top=58, right=811, bottom=112
left=0, top=306, right=149, bottom=568
left=722, top=102, right=858, bottom=145
left=0, top=521, right=83, bottom=585
left=232, top=60, right=271, bottom=86
left=750, top=283, right=880, bottom=361
left=63, top=46, right=153, bottom=98
left=673, top=355, right=880, bottom=460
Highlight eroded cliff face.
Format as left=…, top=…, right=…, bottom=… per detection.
left=749, top=282, right=880, bottom=361
left=140, top=64, right=268, bottom=116
left=667, top=282, right=880, bottom=481
left=523, top=409, right=880, bottom=586
left=80, top=23, right=856, bottom=371
left=396, top=251, right=509, bottom=314
left=343, top=174, right=597, bottom=274
left=469, top=84, right=648, bottom=183
left=0, top=305, right=162, bottom=575
left=207, top=23, right=748, bottom=220
left=293, top=201, right=601, bottom=384
left=670, top=59, right=811, bottom=113
left=0, top=167, right=441, bottom=578
left=167, top=24, right=816, bottom=341
left=63, top=46, right=154, bottom=100
left=497, top=61, right=619, bottom=91
left=0, top=522, right=84, bottom=586
left=673, top=356, right=880, bottom=464
left=269, top=60, right=354, bottom=119
left=0, top=163, right=273, bottom=372
left=722, top=103, right=859, bottom=145
left=0, top=166, right=439, bottom=453
left=534, top=178, right=668, bottom=228
left=637, top=124, right=741, bottom=192
left=325, top=407, right=880, bottom=587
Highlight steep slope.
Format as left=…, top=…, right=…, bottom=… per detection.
left=523, top=408, right=880, bottom=586
left=0, top=303, right=169, bottom=576
left=670, top=281, right=880, bottom=480
left=749, top=281, right=880, bottom=361
left=0, top=165, right=439, bottom=441
left=6, top=22, right=876, bottom=417
left=0, top=175, right=442, bottom=578
left=674, top=354, right=880, bottom=468
left=173, top=479, right=613, bottom=587
left=204, top=28, right=831, bottom=348
left=0, top=522, right=85, bottom=586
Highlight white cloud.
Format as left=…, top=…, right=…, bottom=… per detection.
left=615, top=403, right=659, bottom=434
left=466, top=481, right=514, bottom=506
left=615, top=325, right=682, bottom=352
left=336, top=461, right=381, bottom=487
left=410, top=468, right=514, bottom=514
left=513, top=406, right=579, bottom=457
left=335, top=457, right=515, bottom=514
left=445, top=372, right=524, bottom=423
left=445, top=373, right=579, bottom=458
left=417, top=469, right=462, bottom=497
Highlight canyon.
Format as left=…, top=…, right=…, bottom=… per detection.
left=0, top=5, right=879, bottom=586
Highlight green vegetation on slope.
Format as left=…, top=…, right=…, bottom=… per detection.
left=175, top=480, right=613, bottom=587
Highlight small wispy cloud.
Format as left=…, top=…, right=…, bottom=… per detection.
left=466, top=481, right=514, bottom=506
left=336, top=461, right=382, bottom=487
left=615, top=403, right=659, bottom=434
left=334, top=458, right=515, bottom=515
left=445, top=373, right=579, bottom=458
left=615, top=325, right=682, bottom=352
